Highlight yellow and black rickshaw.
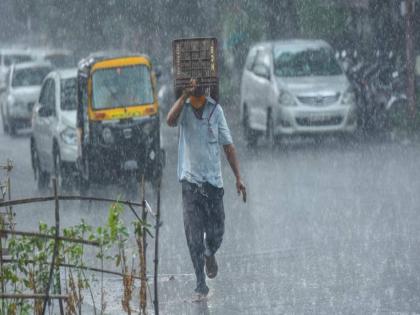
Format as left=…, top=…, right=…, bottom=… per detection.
left=76, top=54, right=164, bottom=192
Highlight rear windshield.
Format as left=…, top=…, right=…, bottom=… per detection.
left=92, top=65, right=153, bottom=109
left=60, top=78, right=77, bottom=110
left=273, top=47, right=342, bottom=77
left=4, top=54, right=33, bottom=67
left=12, top=66, right=52, bottom=87
left=45, top=54, right=75, bottom=68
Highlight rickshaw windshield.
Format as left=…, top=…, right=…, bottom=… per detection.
left=92, top=65, right=154, bottom=109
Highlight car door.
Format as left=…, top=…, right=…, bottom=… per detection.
left=43, top=75, right=59, bottom=173
left=0, top=70, right=10, bottom=121
left=250, top=48, right=273, bottom=130
left=33, top=79, right=49, bottom=152
left=37, top=78, right=55, bottom=170
left=43, top=77, right=58, bottom=173
left=3, top=66, right=13, bottom=121
left=240, top=46, right=258, bottom=109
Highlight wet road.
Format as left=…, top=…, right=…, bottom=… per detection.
left=1, top=108, right=420, bottom=314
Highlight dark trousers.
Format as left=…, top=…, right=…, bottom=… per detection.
left=182, top=180, right=225, bottom=293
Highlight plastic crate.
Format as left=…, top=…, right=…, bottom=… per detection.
left=172, top=37, right=219, bottom=101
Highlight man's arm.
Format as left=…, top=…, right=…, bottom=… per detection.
left=166, top=93, right=187, bottom=127
left=223, top=144, right=247, bottom=203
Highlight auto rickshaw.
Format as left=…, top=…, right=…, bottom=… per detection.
left=76, top=54, right=164, bottom=193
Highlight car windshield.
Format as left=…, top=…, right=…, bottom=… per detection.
left=12, top=66, right=51, bottom=87
left=45, top=54, right=75, bottom=68
left=273, top=47, right=342, bottom=77
left=61, top=78, right=77, bottom=110
left=92, top=65, right=154, bottom=109
left=4, top=54, right=32, bottom=66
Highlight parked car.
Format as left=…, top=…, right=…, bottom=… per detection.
left=31, top=68, right=78, bottom=190
left=32, top=48, right=76, bottom=68
left=0, top=48, right=34, bottom=88
left=1, top=61, right=52, bottom=134
left=240, top=39, right=357, bottom=145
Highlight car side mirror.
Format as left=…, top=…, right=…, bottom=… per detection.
left=253, top=64, right=270, bottom=80
left=154, top=66, right=162, bottom=79
left=38, top=105, right=53, bottom=117
left=335, top=51, right=340, bottom=59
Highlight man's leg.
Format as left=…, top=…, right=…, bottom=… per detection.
left=182, top=182, right=208, bottom=294
left=204, top=186, right=225, bottom=257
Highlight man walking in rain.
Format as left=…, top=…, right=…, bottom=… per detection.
left=167, top=79, right=246, bottom=300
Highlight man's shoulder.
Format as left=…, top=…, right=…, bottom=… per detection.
left=206, top=97, right=223, bottom=112
left=206, top=96, right=217, bottom=105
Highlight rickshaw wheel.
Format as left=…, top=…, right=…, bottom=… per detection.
left=79, top=176, right=90, bottom=196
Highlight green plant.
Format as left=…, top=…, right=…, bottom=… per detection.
left=0, top=201, right=153, bottom=314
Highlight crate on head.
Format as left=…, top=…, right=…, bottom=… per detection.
left=173, top=37, right=219, bottom=102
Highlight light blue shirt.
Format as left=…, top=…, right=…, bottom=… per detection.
left=177, top=97, right=233, bottom=188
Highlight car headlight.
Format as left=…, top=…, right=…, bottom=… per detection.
left=278, top=91, right=297, bottom=107
left=7, top=95, right=15, bottom=104
left=341, top=89, right=355, bottom=106
left=102, top=127, right=114, bottom=144
left=60, top=127, right=77, bottom=145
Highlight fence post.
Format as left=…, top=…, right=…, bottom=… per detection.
left=42, top=178, right=64, bottom=315
left=153, top=177, right=161, bottom=315
left=140, top=176, right=147, bottom=314
left=0, top=215, right=5, bottom=314
left=1, top=160, right=13, bottom=314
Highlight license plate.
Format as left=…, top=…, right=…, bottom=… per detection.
left=309, top=115, right=327, bottom=122
left=123, top=160, right=138, bottom=171
left=123, top=128, right=132, bottom=139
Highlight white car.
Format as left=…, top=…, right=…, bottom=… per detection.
left=32, top=48, right=76, bottom=69
left=240, top=39, right=357, bottom=145
left=31, top=69, right=78, bottom=190
left=0, top=48, right=34, bottom=88
left=1, top=61, right=52, bottom=134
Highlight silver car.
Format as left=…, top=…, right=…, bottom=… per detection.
left=1, top=61, right=52, bottom=134
left=240, top=39, right=357, bottom=145
left=0, top=48, right=34, bottom=88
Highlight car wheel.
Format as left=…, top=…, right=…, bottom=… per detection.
left=387, top=98, right=409, bottom=134
left=54, top=150, right=71, bottom=192
left=243, top=105, right=258, bottom=147
left=79, top=176, right=90, bottom=196
left=33, top=149, right=49, bottom=191
left=266, top=107, right=283, bottom=148
left=79, top=162, right=90, bottom=196
left=1, top=110, right=8, bottom=134
left=151, top=159, right=163, bottom=192
left=266, top=107, right=275, bottom=146
left=30, top=139, right=38, bottom=179
left=8, top=118, right=16, bottom=136
left=125, top=174, right=139, bottom=200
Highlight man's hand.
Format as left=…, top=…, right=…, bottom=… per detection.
left=167, top=80, right=196, bottom=127
left=236, top=179, right=247, bottom=203
left=223, top=144, right=247, bottom=204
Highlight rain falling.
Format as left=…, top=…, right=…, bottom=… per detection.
left=0, top=0, right=420, bottom=314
